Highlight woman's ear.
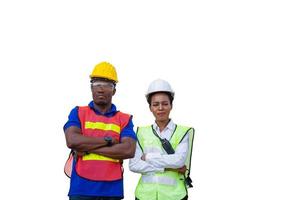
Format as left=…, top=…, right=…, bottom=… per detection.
left=149, top=104, right=154, bottom=112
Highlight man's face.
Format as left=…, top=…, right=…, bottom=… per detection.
left=150, top=92, right=172, bottom=122
left=91, top=80, right=115, bottom=106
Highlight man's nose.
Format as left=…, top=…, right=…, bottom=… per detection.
left=95, top=87, right=105, bottom=93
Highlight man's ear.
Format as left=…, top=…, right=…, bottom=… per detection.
left=112, top=88, right=116, bottom=96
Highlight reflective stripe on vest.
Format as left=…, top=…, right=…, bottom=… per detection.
left=75, top=106, right=131, bottom=181
left=142, top=174, right=177, bottom=186
left=85, top=121, right=121, bottom=133
left=82, top=153, right=119, bottom=162
left=82, top=120, right=120, bottom=162
left=135, top=125, right=192, bottom=200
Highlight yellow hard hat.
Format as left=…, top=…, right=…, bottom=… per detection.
left=90, top=62, right=118, bottom=83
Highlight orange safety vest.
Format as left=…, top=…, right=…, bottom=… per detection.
left=75, top=106, right=131, bottom=181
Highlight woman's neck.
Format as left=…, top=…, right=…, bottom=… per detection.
left=155, top=119, right=170, bottom=132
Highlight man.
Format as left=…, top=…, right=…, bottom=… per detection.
left=64, top=61, right=137, bottom=200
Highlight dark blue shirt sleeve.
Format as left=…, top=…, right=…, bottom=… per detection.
left=120, top=116, right=137, bottom=140
left=63, top=106, right=81, bottom=132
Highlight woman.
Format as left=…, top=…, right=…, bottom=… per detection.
left=129, top=79, right=194, bottom=200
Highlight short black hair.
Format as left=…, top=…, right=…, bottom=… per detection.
left=147, top=92, right=174, bottom=106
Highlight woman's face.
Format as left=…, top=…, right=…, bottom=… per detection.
left=150, top=92, right=172, bottom=123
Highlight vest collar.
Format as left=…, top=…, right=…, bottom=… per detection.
left=153, top=119, right=175, bottom=134
left=88, top=101, right=117, bottom=116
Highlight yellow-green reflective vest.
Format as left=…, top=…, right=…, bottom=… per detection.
left=135, top=125, right=194, bottom=200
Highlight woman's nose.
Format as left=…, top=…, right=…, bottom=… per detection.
left=158, top=104, right=163, bottom=110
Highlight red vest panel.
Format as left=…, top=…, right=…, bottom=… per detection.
left=75, top=106, right=131, bottom=181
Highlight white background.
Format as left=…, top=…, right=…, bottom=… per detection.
left=0, top=0, right=299, bottom=200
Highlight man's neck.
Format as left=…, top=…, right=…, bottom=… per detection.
left=93, top=102, right=112, bottom=114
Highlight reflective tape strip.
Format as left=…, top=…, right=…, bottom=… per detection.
left=85, top=121, right=121, bottom=134
left=142, top=174, right=177, bottom=186
left=83, top=153, right=119, bottom=162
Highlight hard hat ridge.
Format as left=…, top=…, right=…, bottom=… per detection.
left=90, top=61, right=118, bottom=83
left=145, top=79, right=175, bottom=98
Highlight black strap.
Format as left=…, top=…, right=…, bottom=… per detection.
left=185, top=175, right=193, bottom=188
left=151, top=126, right=175, bottom=154
left=185, top=128, right=195, bottom=188
left=151, top=125, right=194, bottom=188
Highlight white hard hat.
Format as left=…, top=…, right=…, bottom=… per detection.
left=145, top=79, right=175, bottom=99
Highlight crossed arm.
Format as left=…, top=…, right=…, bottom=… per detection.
left=130, top=133, right=189, bottom=174
left=65, top=126, right=136, bottom=159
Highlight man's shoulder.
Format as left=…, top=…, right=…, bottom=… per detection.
left=77, top=105, right=90, bottom=112
left=117, top=111, right=132, bottom=118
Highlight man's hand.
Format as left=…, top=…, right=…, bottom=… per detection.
left=75, top=151, right=86, bottom=157
left=89, top=137, right=136, bottom=159
left=65, top=126, right=114, bottom=151
left=112, top=137, right=119, bottom=145
left=76, top=137, right=119, bottom=156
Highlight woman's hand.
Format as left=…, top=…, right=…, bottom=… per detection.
left=141, top=154, right=146, bottom=161
left=166, top=165, right=187, bottom=174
